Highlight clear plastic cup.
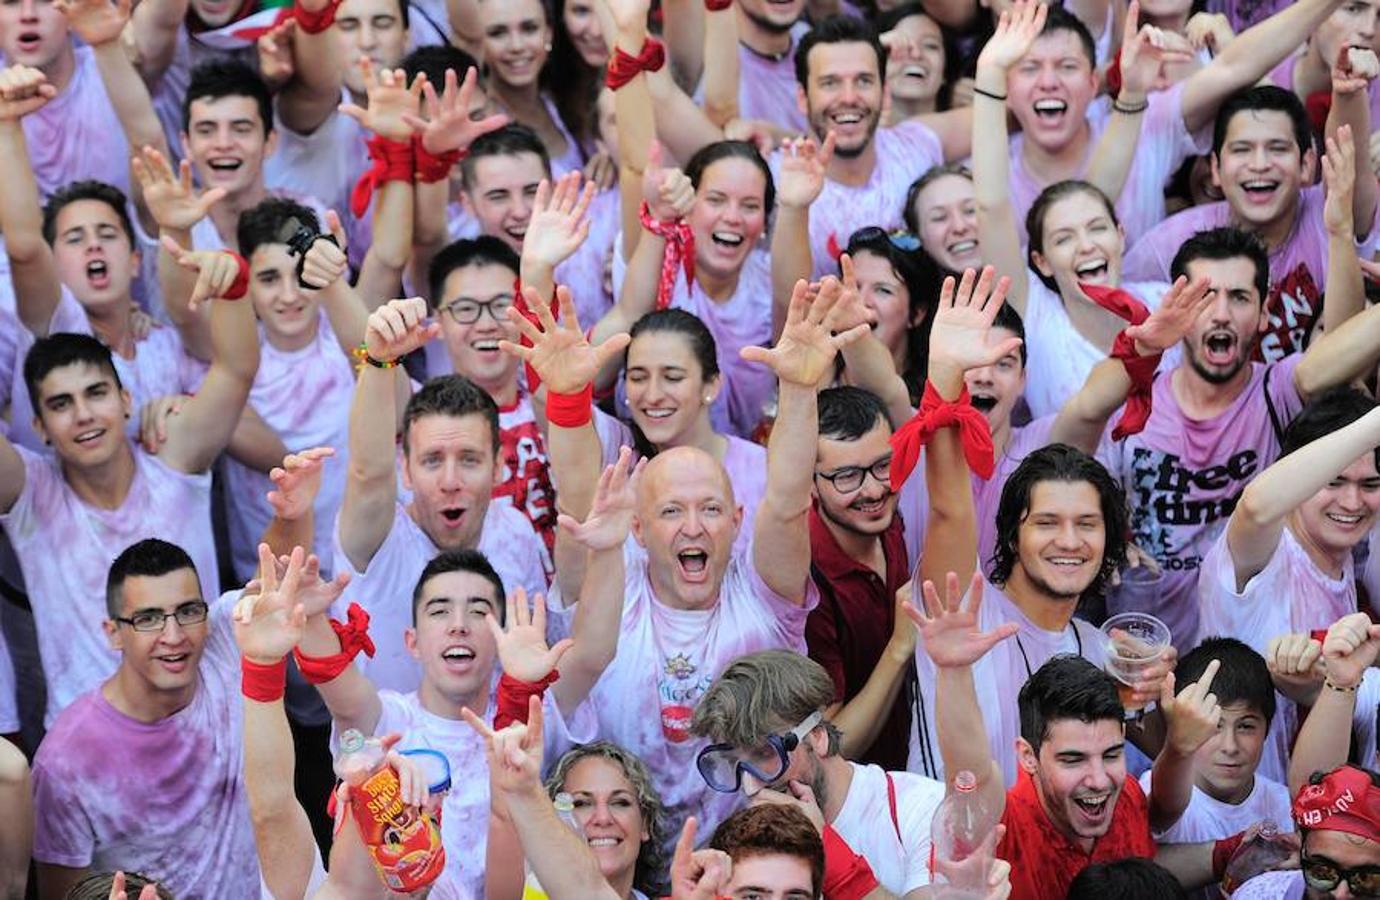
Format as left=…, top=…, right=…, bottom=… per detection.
left=1100, top=612, right=1171, bottom=712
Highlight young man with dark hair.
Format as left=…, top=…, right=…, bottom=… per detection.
left=1125, top=86, right=1380, bottom=361
left=29, top=538, right=263, bottom=899
left=1066, top=858, right=1189, bottom=900
left=709, top=804, right=825, bottom=900
left=0, top=240, right=258, bottom=726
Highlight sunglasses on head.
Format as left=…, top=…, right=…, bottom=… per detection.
left=696, top=711, right=823, bottom=794
left=850, top=226, right=922, bottom=253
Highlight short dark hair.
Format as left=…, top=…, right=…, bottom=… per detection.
left=795, top=14, right=886, bottom=89
left=1175, top=637, right=1276, bottom=727
left=66, top=873, right=175, bottom=900
left=1280, top=386, right=1380, bottom=469
left=1018, top=654, right=1123, bottom=750
left=685, top=140, right=776, bottom=215
left=1170, top=227, right=1270, bottom=306
left=992, top=302, right=1028, bottom=367
left=990, top=444, right=1127, bottom=603
left=402, top=375, right=501, bottom=457
left=817, top=386, right=889, bottom=442
left=843, top=227, right=944, bottom=392
left=42, top=181, right=136, bottom=248
left=410, top=549, right=505, bottom=626
left=627, top=308, right=720, bottom=381
left=875, top=3, right=960, bottom=110
left=23, top=332, right=123, bottom=410
left=1211, top=85, right=1312, bottom=161
left=427, top=237, right=520, bottom=309
left=1066, top=858, right=1188, bottom=900
left=237, top=197, right=320, bottom=262
left=1026, top=180, right=1118, bottom=292
left=1038, top=4, right=1097, bottom=68
left=106, top=538, right=200, bottom=618
left=709, top=804, right=825, bottom=897
left=402, top=45, right=478, bottom=91
left=460, top=123, right=551, bottom=189
left=183, top=59, right=274, bottom=137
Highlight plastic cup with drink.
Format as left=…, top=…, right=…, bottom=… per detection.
left=1100, top=612, right=1171, bottom=714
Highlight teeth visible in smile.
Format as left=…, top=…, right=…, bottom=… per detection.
left=902, top=64, right=928, bottom=78
left=1034, top=99, right=1067, bottom=113
left=588, top=838, right=619, bottom=846
left=1074, top=259, right=1107, bottom=275
left=208, top=158, right=242, bottom=171
left=1049, top=557, right=1083, bottom=566
left=75, top=429, right=103, bottom=442
left=711, top=231, right=744, bottom=245
left=472, top=340, right=500, bottom=351
left=1075, top=796, right=1108, bottom=811
left=832, top=112, right=863, bottom=124
left=1328, top=513, right=1364, bottom=524
left=442, top=647, right=474, bottom=660
left=948, top=240, right=977, bottom=254
left=643, top=408, right=675, bottom=419
left=1242, top=180, right=1277, bottom=191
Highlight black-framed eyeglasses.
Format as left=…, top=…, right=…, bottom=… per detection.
left=696, top=711, right=823, bottom=794
left=814, top=456, right=892, bottom=494
left=440, top=295, right=514, bottom=325
left=114, top=600, right=209, bottom=632
left=850, top=225, right=921, bottom=253
left=1302, top=851, right=1380, bottom=896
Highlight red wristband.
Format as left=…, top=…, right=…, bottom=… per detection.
left=292, top=603, right=376, bottom=684
left=241, top=656, right=287, bottom=702
left=639, top=201, right=694, bottom=311
left=350, top=135, right=415, bottom=218
left=888, top=382, right=995, bottom=491
left=1213, top=830, right=1246, bottom=881
left=223, top=252, right=251, bottom=301
left=821, top=825, right=881, bottom=900
left=605, top=37, right=666, bottom=90
left=413, top=133, right=463, bottom=183
left=292, top=0, right=340, bottom=33
left=494, top=670, right=560, bottom=730
left=547, top=384, right=594, bottom=428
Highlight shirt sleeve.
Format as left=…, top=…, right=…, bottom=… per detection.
left=30, top=756, right=96, bottom=867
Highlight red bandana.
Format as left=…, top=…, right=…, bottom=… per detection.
left=640, top=201, right=695, bottom=311
left=888, top=382, right=994, bottom=491
left=1080, top=283, right=1159, bottom=440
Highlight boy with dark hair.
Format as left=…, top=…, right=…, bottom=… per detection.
left=709, top=805, right=825, bottom=900
left=1067, top=859, right=1189, bottom=900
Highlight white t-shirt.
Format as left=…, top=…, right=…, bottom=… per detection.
left=1138, top=770, right=1293, bottom=843
left=31, top=593, right=263, bottom=898
left=832, top=762, right=945, bottom=894
left=1, top=444, right=219, bottom=725
left=223, top=312, right=353, bottom=580
left=331, top=501, right=548, bottom=694
left=580, top=553, right=817, bottom=864
left=1232, top=870, right=1304, bottom=899
left=20, top=45, right=131, bottom=197
left=366, top=686, right=596, bottom=897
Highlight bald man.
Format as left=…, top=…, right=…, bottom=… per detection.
left=538, top=281, right=861, bottom=861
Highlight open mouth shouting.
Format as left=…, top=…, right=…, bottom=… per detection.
left=970, top=392, right=999, bottom=414
left=676, top=548, right=711, bottom=583
left=86, top=259, right=111, bottom=290
left=206, top=156, right=244, bottom=179
left=15, top=31, right=42, bottom=54
left=470, top=338, right=501, bottom=355
left=709, top=230, right=745, bottom=250
left=1074, top=257, right=1110, bottom=283
left=900, top=63, right=930, bottom=83
left=1032, top=98, right=1068, bottom=125
left=1071, top=792, right=1112, bottom=826
left=439, top=507, right=467, bottom=530
left=441, top=644, right=476, bottom=672
left=1238, top=178, right=1280, bottom=207
left=1202, top=329, right=1238, bottom=367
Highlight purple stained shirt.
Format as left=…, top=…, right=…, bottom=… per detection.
left=1266, top=52, right=1380, bottom=129
left=30, top=594, right=262, bottom=898
left=1095, top=354, right=1305, bottom=653
left=1208, top=0, right=1294, bottom=31
left=735, top=40, right=809, bottom=135
left=1124, top=185, right=1380, bottom=363
left=1007, top=81, right=1209, bottom=247
left=974, top=417, right=1056, bottom=575
left=16, top=46, right=131, bottom=197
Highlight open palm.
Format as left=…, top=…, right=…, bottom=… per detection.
left=502, top=286, right=630, bottom=394
left=487, top=586, right=574, bottom=683
left=233, top=545, right=308, bottom=664
left=405, top=66, right=509, bottom=156
left=1122, top=274, right=1212, bottom=354
left=904, top=572, right=1018, bottom=669
left=928, top=267, right=1020, bottom=374
left=557, top=448, right=644, bottom=551
left=743, top=278, right=870, bottom=386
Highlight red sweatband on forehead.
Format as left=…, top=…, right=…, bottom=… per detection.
left=1080, top=283, right=1158, bottom=440
left=888, top=382, right=995, bottom=491
left=639, top=201, right=694, bottom=311
left=350, top=135, right=414, bottom=218
left=1294, top=765, right=1380, bottom=841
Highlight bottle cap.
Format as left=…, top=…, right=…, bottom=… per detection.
left=554, top=791, right=575, bottom=813
left=954, top=770, right=977, bottom=793
left=400, top=748, right=452, bottom=794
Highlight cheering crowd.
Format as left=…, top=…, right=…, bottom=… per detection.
left=8, top=0, right=1380, bottom=895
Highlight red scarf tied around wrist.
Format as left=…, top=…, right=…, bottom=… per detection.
left=888, top=382, right=994, bottom=492
left=1080, top=283, right=1160, bottom=440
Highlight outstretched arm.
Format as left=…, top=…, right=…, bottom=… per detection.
left=699, top=0, right=739, bottom=127
left=275, top=0, right=344, bottom=135
left=1290, top=614, right=1380, bottom=793
left=519, top=172, right=596, bottom=304
left=1325, top=49, right=1379, bottom=242
left=770, top=134, right=835, bottom=340
left=1317, top=125, right=1367, bottom=344
left=1227, top=406, right=1380, bottom=589
left=0, top=67, right=61, bottom=337
left=129, top=0, right=189, bottom=80
left=1148, top=661, right=1222, bottom=833
left=747, top=278, right=872, bottom=604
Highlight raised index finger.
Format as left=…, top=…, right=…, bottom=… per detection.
left=1195, top=658, right=1221, bottom=695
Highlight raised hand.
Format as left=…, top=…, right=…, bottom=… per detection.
left=556, top=447, right=645, bottom=551
left=1118, top=1, right=1195, bottom=98
left=833, top=253, right=881, bottom=334
left=461, top=695, right=545, bottom=795
left=233, top=544, right=308, bottom=664
left=926, top=266, right=1021, bottom=380
left=605, top=0, right=652, bottom=37
left=340, top=59, right=425, bottom=143
left=266, top=446, right=335, bottom=521
left=1322, top=125, right=1358, bottom=238
left=1334, top=46, right=1380, bottom=96
left=669, top=818, right=733, bottom=900
left=301, top=210, right=350, bottom=289
left=500, top=285, right=631, bottom=393
left=641, top=141, right=696, bottom=223
left=138, top=393, right=189, bottom=455
left=749, top=780, right=826, bottom=834
left=522, top=173, right=596, bottom=271
left=903, top=571, right=1019, bottom=669
left=1160, top=659, right=1222, bottom=756
left=583, top=148, right=617, bottom=192
left=249, top=550, right=351, bottom=620
left=1183, top=12, right=1233, bottom=54
left=1266, top=631, right=1325, bottom=703
left=134, top=146, right=227, bottom=232
left=257, top=17, right=296, bottom=90
left=976, top=0, right=1048, bottom=76
left=0, top=65, right=56, bottom=120
left=1121, top=273, right=1213, bottom=355
left=1322, top=612, right=1380, bottom=689
left=107, top=871, right=161, bottom=900
left=486, top=585, right=575, bottom=683
left=741, top=277, right=871, bottom=387
left=54, top=0, right=130, bottom=46
left=160, top=236, right=245, bottom=310
left=776, top=132, right=836, bottom=209
left=364, top=296, right=441, bottom=363
left=404, top=66, right=509, bottom=157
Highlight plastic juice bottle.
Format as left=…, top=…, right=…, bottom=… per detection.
left=522, top=793, right=581, bottom=899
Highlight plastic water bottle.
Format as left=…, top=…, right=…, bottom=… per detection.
left=1220, top=820, right=1295, bottom=895
left=522, top=793, right=582, bottom=899
left=931, top=771, right=998, bottom=899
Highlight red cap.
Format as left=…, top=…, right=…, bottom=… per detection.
left=1293, top=766, right=1380, bottom=842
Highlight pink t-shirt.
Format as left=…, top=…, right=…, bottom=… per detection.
left=223, top=312, right=354, bottom=580
left=907, top=577, right=1107, bottom=785
left=769, top=120, right=943, bottom=279
left=1007, top=81, right=1208, bottom=247
left=30, top=594, right=261, bottom=898
left=1198, top=525, right=1356, bottom=782
left=1096, top=354, right=1305, bottom=653
left=582, top=553, right=817, bottom=862
left=556, top=187, right=619, bottom=328
left=8, top=289, right=207, bottom=455
left=1123, top=185, right=1380, bottom=363
left=367, top=685, right=596, bottom=897
left=330, top=501, right=548, bottom=694
left=19, top=45, right=131, bottom=197
left=1, top=444, right=219, bottom=725
left=726, top=40, right=809, bottom=135
left=1267, top=52, right=1380, bottom=137
left=975, top=417, right=1056, bottom=575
